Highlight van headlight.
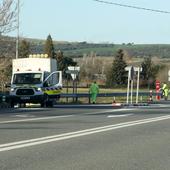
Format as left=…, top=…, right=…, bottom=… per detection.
left=10, top=88, right=15, bottom=92
left=37, top=87, right=42, bottom=92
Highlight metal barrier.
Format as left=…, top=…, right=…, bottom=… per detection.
left=60, top=92, right=160, bottom=98
left=61, top=92, right=161, bottom=104
left=0, top=92, right=161, bottom=106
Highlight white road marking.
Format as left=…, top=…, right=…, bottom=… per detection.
left=0, top=115, right=74, bottom=124
left=84, top=108, right=135, bottom=115
left=0, top=108, right=135, bottom=124
left=14, top=114, right=36, bottom=118
left=107, top=114, right=134, bottom=118
left=18, top=108, right=43, bottom=110
left=0, top=115, right=170, bottom=152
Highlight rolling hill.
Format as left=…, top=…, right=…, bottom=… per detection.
left=1, top=36, right=170, bottom=58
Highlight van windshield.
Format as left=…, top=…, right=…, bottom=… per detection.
left=13, top=73, right=42, bottom=84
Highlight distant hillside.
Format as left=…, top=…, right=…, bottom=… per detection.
left=1, top=36, right=170, bottom=58
left=58, top=43, right=170, bottom=58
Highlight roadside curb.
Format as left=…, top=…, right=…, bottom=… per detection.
left=122, top=103, right=149, bottom=107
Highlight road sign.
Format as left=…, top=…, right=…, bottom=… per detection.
left=67, top=66, right=80, bottom=80
left=66, top=70, right=79, bottom=75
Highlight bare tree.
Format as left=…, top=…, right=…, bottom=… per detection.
left=0, top=0, right=17, bottom=35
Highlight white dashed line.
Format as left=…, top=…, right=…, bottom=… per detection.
left=14, top=114, right=36, bottom=118
left=0, top=115, right=74, bottom=124
left=107, top=114, right=134, bottom=118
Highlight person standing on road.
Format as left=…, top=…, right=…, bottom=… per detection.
left=162, top=82, right=169, bottom=100
left=89, top=81, right=99, bottom=104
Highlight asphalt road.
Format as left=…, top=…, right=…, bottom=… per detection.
left=0, top=104, right=170, bottom=170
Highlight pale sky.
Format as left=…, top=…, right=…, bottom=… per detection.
left=8, top=0, right=170, bottom=44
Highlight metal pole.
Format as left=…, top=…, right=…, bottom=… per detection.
left=130, top=80, right=133, bottom=104
left=136, top=67, right=140, bottom=104
left=126, top=70, right=130, bottom=104
left=16, top=0, right=20, bottom=59
left=66, top=74, right=68, bottom=103
left=72, top=79, right=75, bottom=102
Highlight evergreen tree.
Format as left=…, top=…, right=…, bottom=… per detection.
left=109, top=49, right=127, bottom=87
left=141, top=56, right=160, bottom=87
left=56, top=50, right=64, bottom=68
left=56, top=50, right=77, bottom=78
left=44, top=34, right=55, bottom=58
left=141, top=56, right=152, bottom=81
left=19, top=40, right=30, bottom=58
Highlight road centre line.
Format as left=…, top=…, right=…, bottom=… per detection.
left=0, top=115, right=74, bottom=124
left=0, top=115, right=170, bottom=152
left=14, top=114, right=36, bottom=118
left=107, top=114, right=134, bottom=118
left=83, top=108, right=135, bottom=115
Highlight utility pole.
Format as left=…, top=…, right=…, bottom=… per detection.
left=16, top=0, right=20, bottom=59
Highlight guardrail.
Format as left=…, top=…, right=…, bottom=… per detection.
left=61, top=92, right=160, bottom=98
left=0, top=92, right=161, bottom=105
left=61, top=92, right=161, bottom=104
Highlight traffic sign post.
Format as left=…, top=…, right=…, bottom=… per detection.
left=67, top=66, right=80, bottom=102
left=125, top=66, right=135, bottom=104
left=125, top=66, right=142, bottom=104
left=168, top=70, right=170, bottom=81
left=130, top=66, right=134, bottom=104
left=135, top=67, right=142, bottom=104
left=125, top=66, right=131, bottom=104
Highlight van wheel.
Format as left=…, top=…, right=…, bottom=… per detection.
left=40, top=102, right=45, bottom=107
left=10, top=102, right=14, bottom=108
left=45, top=101, right=53, bottom=107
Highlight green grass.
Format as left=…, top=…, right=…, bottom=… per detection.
left=61, top=88, right=150, bottom=104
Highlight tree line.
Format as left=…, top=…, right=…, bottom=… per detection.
left=106, top=49, right=163, bottom=88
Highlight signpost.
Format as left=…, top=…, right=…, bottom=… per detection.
left=67, top=66, right=80, bottom=102
left=125, top=66, right=134, bottom=104
left=168, top=70, right=170, bottom=81
left=125, top=66, right=142, bottom=104
left=136, top=67, right=142, bottom=104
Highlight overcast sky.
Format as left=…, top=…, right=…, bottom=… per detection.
left=8, top=0, right=170, bottom=44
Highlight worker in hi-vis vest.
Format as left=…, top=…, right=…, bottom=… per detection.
left=89, top=81, right=99, bottom=104
left=162, top=82, right=169, bottom=100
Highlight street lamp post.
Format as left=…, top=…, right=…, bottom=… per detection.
left=16, top=0, right=20, bottom=59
